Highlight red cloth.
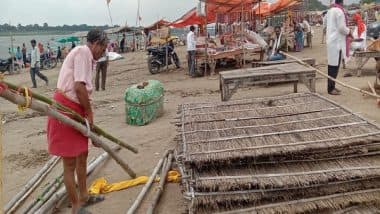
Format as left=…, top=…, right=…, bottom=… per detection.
left=47, top=91, right=88, bottom=157
left=332, top=3, right=350, bottom=58
left=353, top=13, right=365, bottom=38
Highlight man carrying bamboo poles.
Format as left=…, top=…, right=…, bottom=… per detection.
left=47, top=29, right=108, bottom=214
left=326, top=0, right=352, bottom=95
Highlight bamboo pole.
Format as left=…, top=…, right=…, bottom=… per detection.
left=219, top=188, right=380, bottom=214
left=184, top=100, right=324, bottom=116
left=22, top=174, right=63, bottom=214
left=25, top=157, right=96, bottom=213
left=0, top=89, right=136, bottom=178
left=126, top=150, right=171, bottom=214
left=367, top=81, right=380, bottom=106
left=189, top=131, right=380, bottom=156
left=4, top=156, right=61, bottom=214
left=280, top=51, right=380, bottom=99
left=35, top=147, right=119, bottom=214
left=146, top=153, right=173, bottom=214
left=188, top=121, right=366, bottom=144
left=1, top=80, right=138, bottom=154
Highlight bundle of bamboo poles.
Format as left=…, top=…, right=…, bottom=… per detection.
left=0, top=80, right=138, bottom=154
left=0, top=86, right=136, bottom=178
left=127, top=150, right=173, bottom=214
left=4, top=156, right=60, bottom=213
left=0, top=81, right=139, bottom=213
left=35, top=147, right=120, bottom=214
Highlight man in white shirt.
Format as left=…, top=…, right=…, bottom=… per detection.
left=326, top=0, right=351, bottom=95
left=187, top=25, right=196, bottom=77
left=30, top=39, right=48, bottom=88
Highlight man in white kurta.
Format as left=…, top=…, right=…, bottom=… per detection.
left=187, top=25, right=196, bottom=77
left=326, top=0, right=351, bottom=95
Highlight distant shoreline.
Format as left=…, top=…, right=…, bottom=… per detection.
left=0, top=31, right=74, bottom=37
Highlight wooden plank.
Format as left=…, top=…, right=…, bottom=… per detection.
left=220, top=63, right=316, bottom=77
left=222, top=70, right=316, bottom=80
left=252, top=58, right=315, bottom=67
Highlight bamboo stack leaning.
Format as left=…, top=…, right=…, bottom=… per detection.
left=0, top=80, right=138, bottom=154
left=0, top=88, right=136, bottom=178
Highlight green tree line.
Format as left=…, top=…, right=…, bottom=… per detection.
left=0, top=23, right=119, bottom=33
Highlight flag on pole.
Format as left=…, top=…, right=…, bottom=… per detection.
left=106, top=0, right=111, bottom=5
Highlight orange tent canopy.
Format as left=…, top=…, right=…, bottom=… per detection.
left=145, top=19, right=171, bottom=31
left=254, top=0, right=301, bottom=16
left=253, top=2, right=271, bottom=15
left=203, top=0, right=257, bottom=13
left=169, top=7, right=216, bottom=28
left=170, top=0, right=257, bottom=28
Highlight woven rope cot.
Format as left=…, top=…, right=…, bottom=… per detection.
left=174, top=93, right=380, bottom=213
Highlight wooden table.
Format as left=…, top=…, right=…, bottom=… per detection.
left=219, top=63, right=317, bottom=101
left=353, top=51, right=380, bottom=76
left=252, top=58, right=316, bottom=67
left=196, top=48, right=264, bottom=75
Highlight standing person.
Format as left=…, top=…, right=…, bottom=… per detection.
left=294, top=24, right=304, bottom=52
left=120, top=33, right=126, bottom=53
left=47, top=42, right=52, bottom=58
left=30, top=39, right=48, bottom=88
left=47, top=29, right=108, bottom=214
left=326, top=0, right=351, bottom=95
left=302, top=17, right=312, bottom=47
left=364, top=10, right=368, bottom=25
left=345, top=12, right=367, bottom=77
left=95, top=49, right=109, bottom=91
left=57, top=46, right=62, bottom=63
left=22, top=43, right=27, bottom=67
left=187, top=25, right=196, bottom=77
left=71, top=41, right=76, bottom=50
left=322, top=11, right=327, bottom=44
left=15, top=46, right=23, bottom=69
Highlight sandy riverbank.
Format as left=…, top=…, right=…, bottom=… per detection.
left=1, top=27, right=379, bottom=214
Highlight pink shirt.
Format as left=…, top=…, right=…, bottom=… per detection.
left=57, top=45, right=96, bottom=104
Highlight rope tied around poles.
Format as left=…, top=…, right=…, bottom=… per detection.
left=17, top=86, right=32, bottom=112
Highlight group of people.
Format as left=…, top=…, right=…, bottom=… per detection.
left=267, top=17, right=313, bottom=61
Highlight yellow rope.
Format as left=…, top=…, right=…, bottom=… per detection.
left=17, top=87, right=31, bottom=112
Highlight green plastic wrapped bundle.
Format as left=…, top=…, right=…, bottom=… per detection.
left=125, top=80, right=164, bottom=126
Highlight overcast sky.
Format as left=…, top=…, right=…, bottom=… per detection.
left=1, top=0, right=198, bottom=26
left=1, top=0, right=360, bottom=27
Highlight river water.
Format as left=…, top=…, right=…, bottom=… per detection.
left=0, top=34, right=72, bottom=59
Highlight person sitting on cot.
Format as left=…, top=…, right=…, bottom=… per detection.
left=268, top=26, right=287, bottom=61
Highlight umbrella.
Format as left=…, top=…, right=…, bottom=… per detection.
left=56, top=36, right=80, bottom=43
left=66, top=36, right=80, bottom=42
left=56, top=38, right=67, bottom=43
